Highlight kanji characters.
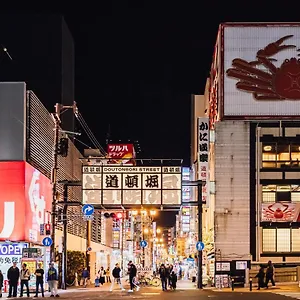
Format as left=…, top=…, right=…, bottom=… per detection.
left=124, top=175, right=139, bottom=188
left=105, top=175, right=119, bottom=188
left=145, top=175, right=159, bottom=188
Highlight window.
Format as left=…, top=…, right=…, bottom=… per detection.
left=262, top=185, right=300, bottom=203
left=262, top=228, right=300, bottom=253
left=262, top=142, right=300, bottom=168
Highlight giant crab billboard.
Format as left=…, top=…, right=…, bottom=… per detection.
left=221, top=23, right=300, bottom=118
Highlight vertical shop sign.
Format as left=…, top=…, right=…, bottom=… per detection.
left=197, top=117, right=209, bottom=204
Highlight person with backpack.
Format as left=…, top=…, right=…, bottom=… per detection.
left=109, top=263, right=125, bottom=292
left=127, top=261, right=137, bottom=292
left=159, top=264, right=169, bottom=291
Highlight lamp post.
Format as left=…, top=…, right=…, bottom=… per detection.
left=182, top=180, right=204, bottom=289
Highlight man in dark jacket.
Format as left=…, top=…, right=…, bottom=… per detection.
left=7, top=262, right=20, bottom=298
left=255, top=265, right=265, bottom=290
left=110, top=263, right=125, bottom=291
left=47, top=262, right=59, bottom=297
left=265, top=260, right=275, bottom=288
left=159, top=264, right=169, bottom=291
left=127, top=261, right=137, bottom=292
left=34, top=262, right=45, bottom=297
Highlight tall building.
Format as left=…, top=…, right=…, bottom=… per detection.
left=192, top=23, right=300, bottom=287
left=0, top=13, right=75, bottom=132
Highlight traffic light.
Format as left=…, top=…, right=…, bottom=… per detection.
left=116, top=212, right=123, bottom=219
left=45, top=223, right=51, bottom=235
left=57, top=138, right=69, bottom=157
left=103, top=212, right=123, bottom=219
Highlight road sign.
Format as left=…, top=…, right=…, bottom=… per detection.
left=82, top=204, right=94, bottom=216
left=83, top=215, right=94, bottom=221
left=42, top=237, right=53, bottom=247
left=196, top=241, right=205, bottom=251
left=40, top=224, right=45, bottom=236
left=140, top=240, right=148, bottom=248
left=87, top=247, right=92, bottom=252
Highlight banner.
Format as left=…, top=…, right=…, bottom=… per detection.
left=107, top=144, right=136, bottom=165
left=261, top=202, right=300, bottom=222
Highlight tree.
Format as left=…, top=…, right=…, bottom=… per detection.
left=66, top=250, right=86, bottom=285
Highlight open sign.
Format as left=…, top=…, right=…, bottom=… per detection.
left=0, top=243, right=28, bottom=256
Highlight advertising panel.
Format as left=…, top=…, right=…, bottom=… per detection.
left=222, top=24, right=300, bottom=118
left=0, top=162, right=52, bottom=244
left=0, top=162, right=26, bottom=241
left=82, top=166, right=182, bottom=206
left=24, top=163, right=52, bottom=244
left=197, top=117, right=209, bottom=204
left=107, top=144, right=136, bottom=165
left=261, top=202, right=300, bottom=222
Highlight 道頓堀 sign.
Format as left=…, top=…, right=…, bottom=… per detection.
left=82, top=166, right=182, bottom=207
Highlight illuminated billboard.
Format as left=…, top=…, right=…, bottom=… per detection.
left=107, top=144, right=136, bottom=165
left=82, top=166, right=182, bottom=207
left=0, top=162, right=52, bottom=243
left=220, top=23, right=300, bottom=118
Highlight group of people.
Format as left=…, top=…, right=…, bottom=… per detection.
left=255, top=260, right=276, bottom=290
left=0, top=261, right=59, bottom=298
left=158, top=264, right=177, bottom=291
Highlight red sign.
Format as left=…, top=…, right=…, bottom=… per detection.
left=0, top=162, right=52, bottom=243
left=261, top=202, right=300, bottom=222
left=107, top=144, right=135, bottom=165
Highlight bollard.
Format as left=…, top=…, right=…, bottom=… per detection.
left=231, top=278, right=234, bottom=291
left=249, top=278, right=252, bottom=291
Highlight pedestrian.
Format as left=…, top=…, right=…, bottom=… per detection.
left=170, top=271, right=177, bottom=290
left=0, top=270, right=3, bottom=298
left=82, top=268, right=89, bottom=288
left=109, top=263, right=125, bottom=292
left=34, top=262, right=45, bottom=297
left=98, top=266, right=105, bottom=285
left=159, top=264, right=168, bottom=291
left=106, top=267, right=111, bottom=283
left=265, top=260, right=275, bottom=288
left=7, top=262, right=19, bottom=298
left=255, top=265, right=265, bottom=290
left=127, top=260, right=137, bottom=292
left=20, top=263, right=31, bottom=297
left=47, top=262, right=59, bottom=297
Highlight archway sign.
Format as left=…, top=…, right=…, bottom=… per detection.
left=81, top=159, right=183, bottom=209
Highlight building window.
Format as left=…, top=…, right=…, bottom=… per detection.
left=262, top=228, right=300, bottom=253
left=262, top=142, right=300, bottom=168
left=262, top=185, right=300, bottom=203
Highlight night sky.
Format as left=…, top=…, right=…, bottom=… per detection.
left=2, top=3, right=300, bottom=227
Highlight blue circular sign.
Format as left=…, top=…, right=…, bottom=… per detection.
left=82, top=204, right=94, bottom=216
left=140, top=240, right=148, bottom=248
left=196, top=241, right=205, bottom=251
left=42, top=237, right=53, bottom=247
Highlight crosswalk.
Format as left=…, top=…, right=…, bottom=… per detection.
left=273, top=291, right=300, bottom=299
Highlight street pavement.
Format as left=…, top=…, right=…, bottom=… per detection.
left=2, top=280, right=300, bottom=299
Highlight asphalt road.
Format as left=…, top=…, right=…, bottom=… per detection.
left=10, top=288, right=294, bottom=299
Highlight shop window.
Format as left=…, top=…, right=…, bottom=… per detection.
left=262, top=228, right=300, bottom=253
left=277, top=228, right=291, bottom=252
left=291, top=192, right=300, bottom=202
left=291, top=144, right=300, bottom=163
left=262, top=229, right=276, bottom=252
left=276, top=191, right=291, bottom=202
left=262, top=192, right=276, bottom=203
left=292, top=229, right=300, bottom=252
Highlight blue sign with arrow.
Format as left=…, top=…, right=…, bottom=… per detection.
left=42, top=237, right=53, bottom=247
left=140, top=240, right=148, bottom=248
left=82, top=204, right=94, bottom=216
left=196, top=241, right=205, bottom=251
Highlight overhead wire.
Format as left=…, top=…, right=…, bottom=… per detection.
left=74, top=110, right=107, bottom=156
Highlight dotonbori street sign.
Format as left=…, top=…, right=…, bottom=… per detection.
left=82, top=166, right=182, bottom=207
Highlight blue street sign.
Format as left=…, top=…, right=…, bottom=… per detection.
left=42, top=237, right=53, bottom=247
left=82, top=204, right=94, bottom=216
left=196, top=241, right=205, bottom=251
left=140, top=240, right=148, bottom=248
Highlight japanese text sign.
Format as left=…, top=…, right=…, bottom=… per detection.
left=107, top=144, right=135, bottom=165
left=198, top=117, right=209, bottom=204
left=82, top=166, right=182, bottom=206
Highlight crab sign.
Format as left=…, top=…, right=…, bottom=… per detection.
left=262, top=203, right=294, bottom=221
left=226, top=35, right=300, bottom=100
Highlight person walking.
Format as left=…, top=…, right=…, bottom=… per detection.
left=106, top=267, right=111, bottom=283
left=255, top=265, right=265, bottom=290
left=265, top=260, right=275, bottom=288
left=0, top=270, right=3, bottom=298
left=47, top=262, right=59, bottom=297
left=109, top=263, right=125, bottom=292
left=20, top=263, right=31, bottom=297
left=34, top=262, right=45, bottom=297
left=82, top=268, right=89, bottom=288
left=7, top=262, right=20, bottom=298
left=159, top=264, right=168, bottom=291
left=127, top=261, right=137, bottom=292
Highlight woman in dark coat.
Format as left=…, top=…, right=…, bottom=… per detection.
left=255, top=265, right=265, bottom=290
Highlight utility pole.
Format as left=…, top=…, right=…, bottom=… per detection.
left=50, top=102, right=78, bottom=263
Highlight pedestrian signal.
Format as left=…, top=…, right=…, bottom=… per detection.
left=45, top=223, right=51, bottom=235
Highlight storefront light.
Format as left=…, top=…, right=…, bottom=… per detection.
left=150, top=210, right=156, bottom=216
left=131, top=210, right=138, bottom=216
left=264, top=145, right=272, bottom=151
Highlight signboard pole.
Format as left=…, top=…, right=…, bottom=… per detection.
left=62, top=184, right=68, bottom=290
left=197, top=182, right=203, bottom=289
